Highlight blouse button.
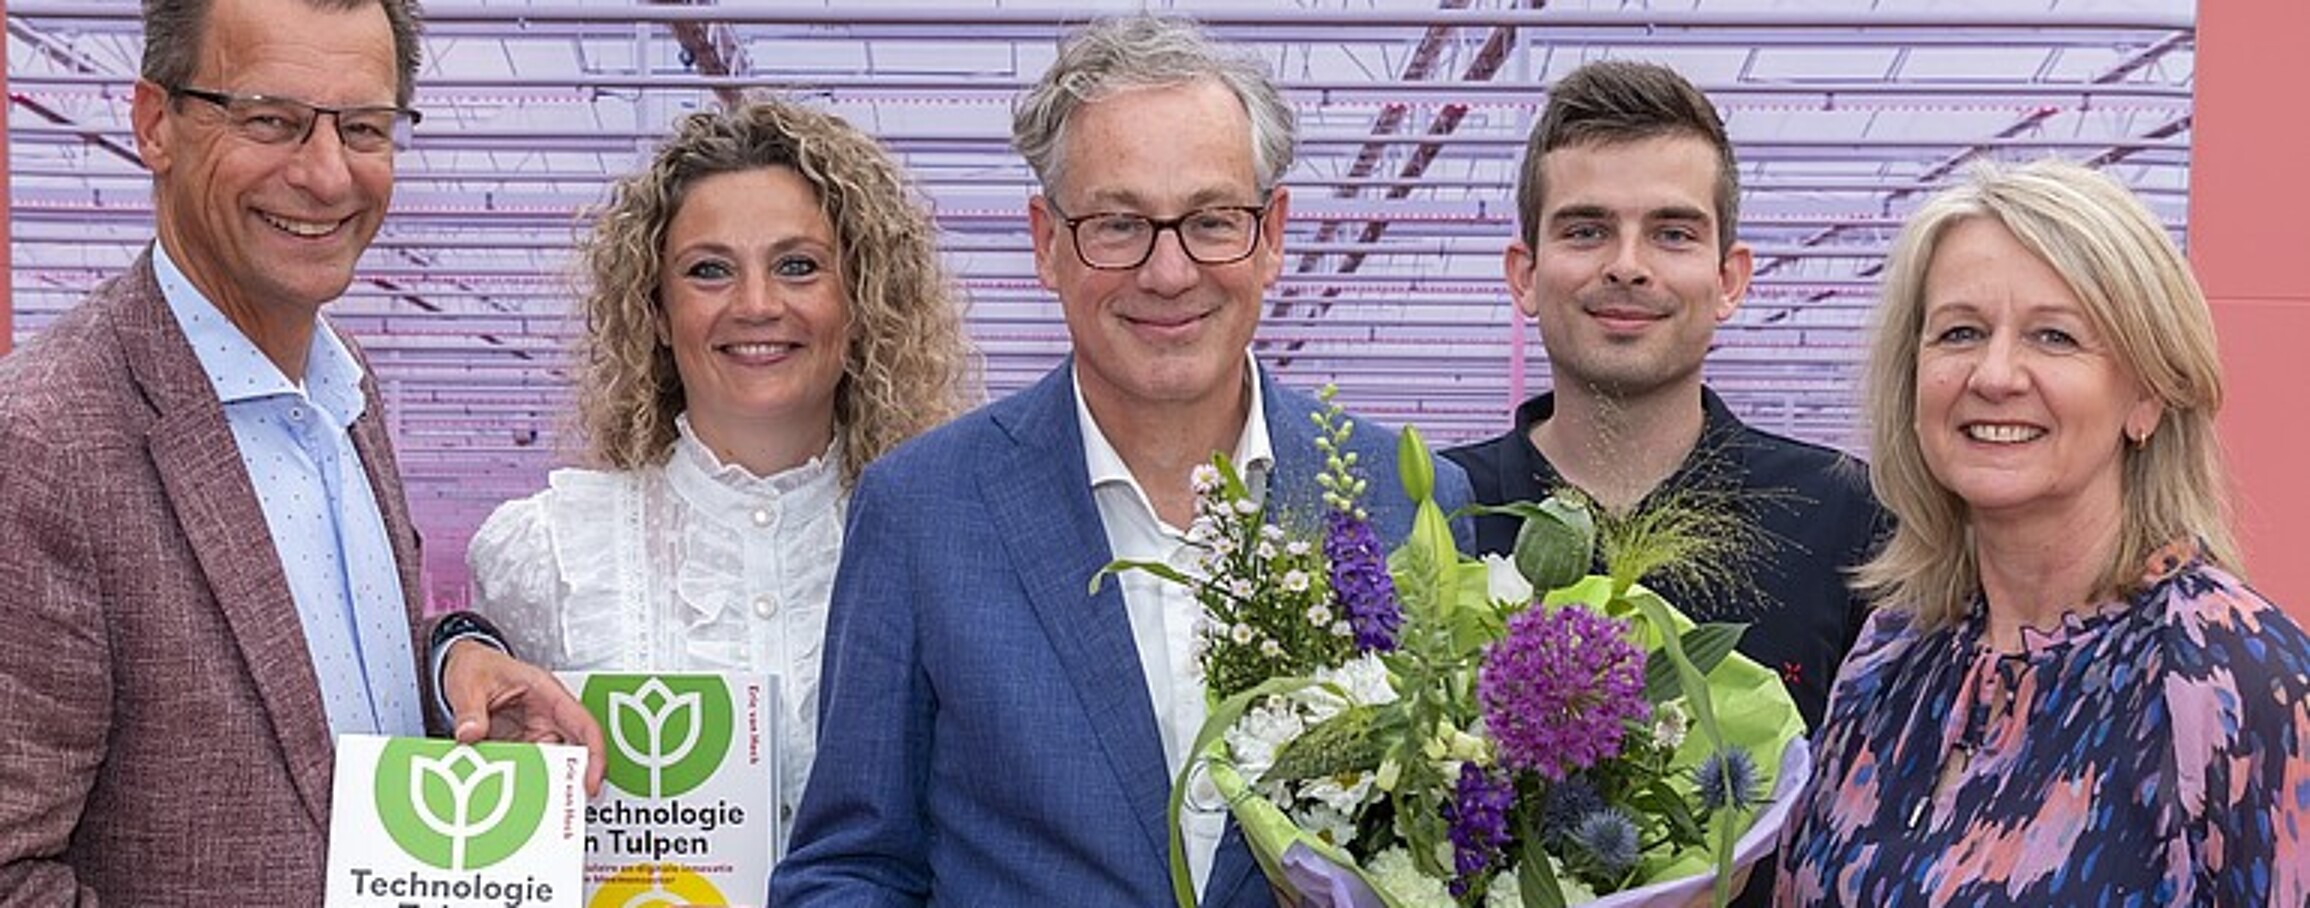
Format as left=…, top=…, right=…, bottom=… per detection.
left=751, top=508, right=773, bottom=527
left=753, top=596, right=777, bottom=618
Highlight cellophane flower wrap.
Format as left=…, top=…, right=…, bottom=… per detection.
left=1105, top=390, right=1808, bottom=908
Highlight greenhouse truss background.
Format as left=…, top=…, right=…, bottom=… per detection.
left=5, top=0, right=2196, bottom=602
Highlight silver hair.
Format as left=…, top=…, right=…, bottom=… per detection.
left=1011, top=14, right=1297, bottom=199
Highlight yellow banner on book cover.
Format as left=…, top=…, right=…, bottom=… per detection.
left=559, top=671, right=778, bottom=908
left=325, top=735, right=587, bottom=908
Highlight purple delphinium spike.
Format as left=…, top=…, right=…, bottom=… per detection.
left=1323, top=509, right=1400, bottom=652
left=1444, top=762, right=1515, bottom=897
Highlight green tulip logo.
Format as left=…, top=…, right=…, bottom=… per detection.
left=584, top=675, right=734, bottom=798
left=375, top=739, right=548, bottom=870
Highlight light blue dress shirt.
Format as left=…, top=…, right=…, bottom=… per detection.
left=153, top=243, right=425, bottom=738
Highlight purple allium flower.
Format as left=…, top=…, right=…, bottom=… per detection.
left=1479, top=605, right=1649, bottom=780
left=1571, top=808, right=1641, bottom=877
left=1444, top=762, right=1515, bottom=896
left=1694, top=747, right=1762, bottom=813
left=1324, top=510, right=1400, bottom=652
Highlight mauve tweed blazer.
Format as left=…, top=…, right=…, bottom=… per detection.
left=0, top=250, right=430, bottom=905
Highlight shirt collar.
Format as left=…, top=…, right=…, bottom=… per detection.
left=1511, top=386, right=1746, bottom=497
left=664, top=412, right=845, bottom=517
left=1074, top=348, right=1273, bottom=492
left=152, top=240, right=368, bottom=429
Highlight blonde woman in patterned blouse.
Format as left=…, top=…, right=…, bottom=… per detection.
left=467, top=98, right=973, bottom=844
left=1773, top=159, right=2310, bottom=906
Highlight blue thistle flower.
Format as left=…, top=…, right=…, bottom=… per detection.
left=1571, top=808, right=1640, bottom=878
left=1538, top=775, right=1605, bottom=846
left=1444, top=762, right=1515, bottom=896
left=1694, top=748, right=1762, bottom=813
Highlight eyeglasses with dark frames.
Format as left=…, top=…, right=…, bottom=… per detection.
left=167, top=85, right=421, bottom=154
left=1048, top=202, right=1269, bottom=271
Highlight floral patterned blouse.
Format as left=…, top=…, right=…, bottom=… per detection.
left=1774, top=543, right=2310, bottom=906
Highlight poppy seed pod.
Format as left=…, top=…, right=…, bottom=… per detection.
left=1514, top=494, right=1595, bottom=592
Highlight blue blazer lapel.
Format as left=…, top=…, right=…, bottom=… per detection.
left=109, top=254, right=337, bottom=829
left=975, top=363, right=1176, bottom=860
left=1262, top=371, right=1326, bottom=516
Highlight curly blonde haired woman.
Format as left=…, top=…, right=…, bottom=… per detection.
left=467, top=98, right=973, bottom=844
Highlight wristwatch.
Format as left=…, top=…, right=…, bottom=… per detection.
left=428, top=610, right=513, bottom=731
left=428, top=609, right=511, bottom=660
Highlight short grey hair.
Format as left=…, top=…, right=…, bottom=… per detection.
left=1012, top=14, right=1297, bottom=199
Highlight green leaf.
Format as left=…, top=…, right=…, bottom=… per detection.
left=1516, top=810, right=1569, bottom=908
left=1213, top=452, right=1251, bottom=500
left=1405, top=793, right=1452, bottom=879
left=1625, top=593, right=1737, bottom=908
left=1265, top=705, right=1385, bottom=783
left=1088, top=558, right=1195, bottom=595
left=1630, top=778, right=1707, bottom=846
left=1680, top=623, right=1747, bottom=676
left=1641, top=624, right=1748, bottom=704
left=1459, top=500, right=1554, bottom=521
left=1445, top=599, right=1506, bottom=659
left=1710, top=802, right=1739, bottom=908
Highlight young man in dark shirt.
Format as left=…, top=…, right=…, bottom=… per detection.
left=1443, top=59, right=1889, bottom=740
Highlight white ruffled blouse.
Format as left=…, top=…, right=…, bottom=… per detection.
left=466, top=415, right=844, bottom=827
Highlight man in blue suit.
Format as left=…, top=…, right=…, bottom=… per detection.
left=772, top=14, right=1470, bottom=906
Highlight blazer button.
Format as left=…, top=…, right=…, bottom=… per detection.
left=753, top=596, right=777, bottom=618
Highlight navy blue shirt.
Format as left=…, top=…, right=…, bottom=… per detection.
left=1442, top=388, right=1889, bottom=732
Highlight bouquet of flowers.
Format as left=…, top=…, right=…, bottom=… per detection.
left=1103, top=391, right=1808, bottom=908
